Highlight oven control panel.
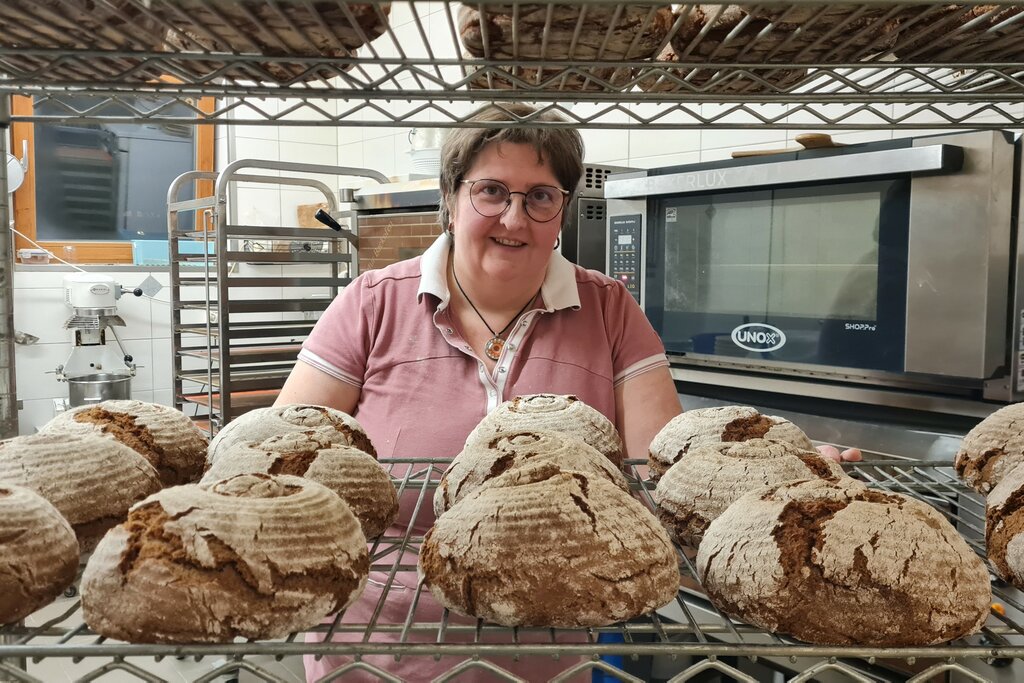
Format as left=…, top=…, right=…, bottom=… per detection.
left=609, top=214, right=642, bottom=302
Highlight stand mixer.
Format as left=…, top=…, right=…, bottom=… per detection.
left=56, top=273, right=143, bottom=406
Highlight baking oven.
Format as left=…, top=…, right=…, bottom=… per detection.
left=606, top=130, right=1023, bottom=415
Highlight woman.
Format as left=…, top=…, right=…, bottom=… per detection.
left=280, top=104, right=856, bottom=681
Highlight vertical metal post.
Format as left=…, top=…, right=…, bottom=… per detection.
left=0, top=96, right=19, bottom=439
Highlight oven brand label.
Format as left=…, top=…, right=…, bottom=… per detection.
left=679, top=169, right=729, bottom=190
left=731, top=323, right=787, bottom=352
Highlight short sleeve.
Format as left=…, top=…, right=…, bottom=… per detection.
left=605, top=280, right=668, bottom=387
left=297, top=274, right=376, bottom=388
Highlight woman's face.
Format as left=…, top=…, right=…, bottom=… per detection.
left=449, top=141, right=564, bottom=285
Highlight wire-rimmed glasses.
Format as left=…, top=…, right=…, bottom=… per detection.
left=461, top=179, right=569, bottom=223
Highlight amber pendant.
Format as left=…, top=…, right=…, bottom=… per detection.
left=485, top=336, right=504, bottom=361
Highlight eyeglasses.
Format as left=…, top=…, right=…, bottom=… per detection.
left=461, top=179, right=569, bottom=223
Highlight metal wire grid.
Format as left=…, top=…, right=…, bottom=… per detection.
left=0, top=1, right=1023, bottom=128
left=2, top=454, right=1024, bottom=682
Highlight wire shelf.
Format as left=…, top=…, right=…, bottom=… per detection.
left=2, top=454, right=1023, bottom=682
left=1, top=1, right=1023, bottom=128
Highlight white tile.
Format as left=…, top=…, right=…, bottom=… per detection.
left=279, top=141, right=343, bottom=188
left=701, top=142, right=790, bottom=163
left=362, top=136, right=396, bottom=176
left=580, top=128, right=630, bottom=165
left=13, top=287, right=67, bottom=344
left=281, top=188, right=328, bottom=227
left=278, top=119, right=338, bottom=146
left=14, top=342, right=68, bottom=401
left=123, top=338, right=154, bottom=391
left=337, top=141, right=365, bottom=170
left=114, top=285, right=154, bottom=340
left=235, top=187, right=283, bottom=227
left=231, top=138, right=282, bottom=180
left=131, top=389, right=155, bottom=403
left=150, top=295, right=174, bottom=339
left=151, top=337, right=173, bottom=390
left=153, top=388, right=174, bottom=407
left=700, top=128, right=789, bottom=154
left=631, top=151, right=702, bottom=169
left=12, top=269, right=68, bottom=288
left=629, top=128, right=701, bottom=159
left=17, top=397, right=59, bottom=434
left=337, top=124, right=363, bottom=146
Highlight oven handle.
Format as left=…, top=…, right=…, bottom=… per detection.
left=604, top=144, right=963, bottom=198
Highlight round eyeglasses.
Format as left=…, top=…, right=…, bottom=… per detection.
left=461, top=179, right=569, bottom=223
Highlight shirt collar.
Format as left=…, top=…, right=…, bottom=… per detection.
left=417, top=233, right=580, bottom=312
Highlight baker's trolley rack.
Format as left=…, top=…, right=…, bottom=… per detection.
left=1, top=455, right=1023, bottom=683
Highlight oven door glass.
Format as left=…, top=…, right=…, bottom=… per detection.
left=647, top=179, right=910, bottom=372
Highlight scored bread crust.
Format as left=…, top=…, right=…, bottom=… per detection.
left=696, top=478, right=991, bottom=646
left=43, top=400, right=209, bottom=486
left=81, top=473, right=369, bottom=643
left=0, top=432, right=161, bottom=552
left=208, top=404, right=375, bottom=464
left=0, top=483, right=80, bottom=624
left=466, top=394, right=624, bottom=470
left=955, top=403, right=1024, bottom=493
left=986, top=463, right=1024, bottom=589
left=434, top=429, right=630, bottom=516
left=421, top=463, right=679, bottom=628
left=648, top=406, right=813, bottom=481
left=654, top=438, right=845, bottom=548
left=204, top=432, right=398, bottom=539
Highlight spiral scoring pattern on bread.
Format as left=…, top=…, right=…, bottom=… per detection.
left=43, top=399, right=209, bottom=486
left=421, top=463, right=679, bottom=628
left=81, top=473, right=368, bottom=643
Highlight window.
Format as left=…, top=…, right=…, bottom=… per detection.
left=10, top=94, right=214, bottom=264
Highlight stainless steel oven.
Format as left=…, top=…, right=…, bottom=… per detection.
left=606, top=130, right=1023, bottom=416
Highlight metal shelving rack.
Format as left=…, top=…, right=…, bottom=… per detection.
left=0, top=1, right=1021, bottom=130
left=2, top=457, right=1024, bottom=682
left=167, top=160, right=387, bottom=434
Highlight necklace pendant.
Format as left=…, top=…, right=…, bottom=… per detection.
left=485, top=336, right=504, bottom=361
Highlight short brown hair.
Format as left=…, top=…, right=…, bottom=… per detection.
left=437, top=104, right=585, bottom=230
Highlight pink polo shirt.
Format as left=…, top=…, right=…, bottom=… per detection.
left=299, top=233, right=668, bottom=460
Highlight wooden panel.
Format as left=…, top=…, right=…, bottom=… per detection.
left=36, top=241, right=132, bottom=264
left=10, top=95, right=35, bottom=254
left=195, top=96, right=216, bottom=199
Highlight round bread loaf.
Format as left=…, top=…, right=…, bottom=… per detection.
left=207, top=404, right=375, bottom=464
left=435, top=430, right=630, bottom=516
left=696, top=478, right=991, bottom=646
left=203, top=431, right=398, bottom=538
left=654, top=438, right=845, bottom=548
left=81, top=473, right=369, bottom=643
left=0, top=483, right=80, bottom=624
left=466, top=394, right=624, bottom=470
left=0, top=432, right=161, bottom=552
left=421, top=462, right=680, bottom=628
left=648, top=405, right=813, bottom=481
left=42, top=400, right=209, bottom=486
left=955, top=403, right=1024, bottom=493
left=986, top=463, right=1024, bottom=588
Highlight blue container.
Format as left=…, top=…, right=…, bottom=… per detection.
left=132, top=240, right=213, bottom=266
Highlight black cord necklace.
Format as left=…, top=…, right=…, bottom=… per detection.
left=452, top=260, right=539, bottom=361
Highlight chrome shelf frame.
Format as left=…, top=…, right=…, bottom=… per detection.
left=0, top=1, right=1022, bottom=129
left=2, top=455, right=1024, bottom=682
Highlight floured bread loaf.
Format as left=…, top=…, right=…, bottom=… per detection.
left=892, top=4, right=1022, bottom=62
left=42, top=400, right=209, bottom=486
left=697, top=478, right=990, bottom=646
left=654, top=438, right=844, bottom=547
left=986, top=463, right=1024, bottom=588
left=648, top=406, right=812, bottom=480
left=81, top=473, right=369, bottom=643
left=421, top=463, right=679, bottom=627
left=955, top=403, right=1024, bottom=493
left=158, top=1, right=390, bottom=82
left=434, top=430, right=630, bottom=516
left=467, top=58, right=635, bottom=93
left=203, top=431, right=398, bottom=538
left=0, top=432, right=161, bottom=552
left=467, top=394, right=624, bottom=469
left=0, top=483, right=80, bottom=624
left=208, top=404, right=375, bottom=464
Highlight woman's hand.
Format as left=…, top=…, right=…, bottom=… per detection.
left=817, top=444, right=862, bottom=463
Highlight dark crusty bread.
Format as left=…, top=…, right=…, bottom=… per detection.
left=986, top=462, right=1024, bottom=588
left=654, top=438, right=845, bottom=548
left=208, top=404, right=375, bottom=464
left=697, top=478, right=991, bottom=646
left=892, top=4, right=1023, bottom=62
left=421, top=462, right=679, bottom=628
left=955, top=403, right=1024, bottom=493
left=0, top=432, right=161, bottom=552
left=648, top=405, right=813, bottom=481
left=81, top=473, right=368, bottom=643
left=204, top=431, right=398, bottom=539
left=43, top=400, right=209, bottom=487
left=0, top=483, right=79, bottom=624
left=467, top=394, right=624, bottom=470
left=434, top=429, right=630, bottom=516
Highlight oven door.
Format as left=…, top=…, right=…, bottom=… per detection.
left=646, top=178, right=911, bottom=373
